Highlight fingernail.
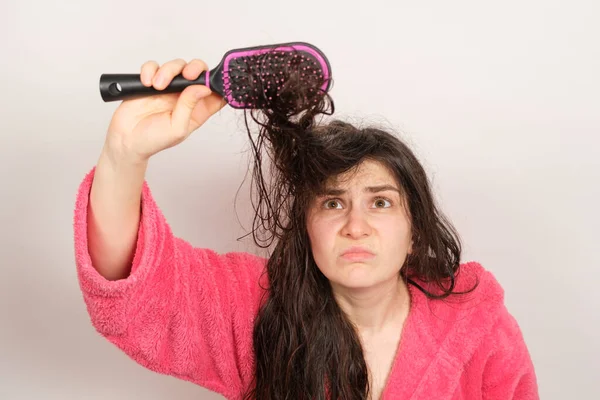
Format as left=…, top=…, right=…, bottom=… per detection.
left=154, top=74, right=164, bottom=87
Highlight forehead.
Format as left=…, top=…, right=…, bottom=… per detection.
left=326, top=160, right=396, bottom=188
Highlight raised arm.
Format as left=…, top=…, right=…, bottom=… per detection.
left=74, top=58, right=268, bottom=399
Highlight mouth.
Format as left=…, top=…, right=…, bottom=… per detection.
left=340, top=246, right=376, bottom=262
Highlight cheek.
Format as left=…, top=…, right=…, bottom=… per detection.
left=307, top=218, right=338, bottom=267
left=376, top=216, right=412, bottom=249
left=308, top=219, right=333, bottom=249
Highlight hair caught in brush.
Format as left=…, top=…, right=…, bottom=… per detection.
left=239, top=48, right=477, bottom=400
left=237, top=47, right=334, bottom=250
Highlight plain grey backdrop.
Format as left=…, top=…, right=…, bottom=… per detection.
left=1, top=0, right=598, bottom=399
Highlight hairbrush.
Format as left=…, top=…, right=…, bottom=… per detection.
left=99, top=41, right=332, bottom=109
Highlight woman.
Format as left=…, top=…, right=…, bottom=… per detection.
left=74, top=57, right=539, bottom=399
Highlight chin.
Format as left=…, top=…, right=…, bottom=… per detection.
left=335, top=263, right=380, bottom=287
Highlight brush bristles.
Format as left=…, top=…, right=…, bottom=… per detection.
left=222, top=49, right=328, bottom=110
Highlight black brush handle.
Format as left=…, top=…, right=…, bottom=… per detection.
left=99, top=73, right=208, bottom=102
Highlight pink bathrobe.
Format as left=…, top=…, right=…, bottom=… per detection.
left=74, top=167, right=539, bottom=399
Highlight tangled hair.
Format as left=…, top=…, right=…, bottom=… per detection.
left=238, top=48, right=477, bottom=399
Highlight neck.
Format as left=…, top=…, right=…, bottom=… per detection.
left=332, top=275, right=410, bottom=338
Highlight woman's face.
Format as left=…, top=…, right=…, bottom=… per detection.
left=306, top=159, right=413, bottom=291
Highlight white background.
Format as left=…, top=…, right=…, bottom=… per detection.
left=1, top=0, right=598, bottom=398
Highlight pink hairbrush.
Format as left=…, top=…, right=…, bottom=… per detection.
left=99, top=41, right=332, bottom=109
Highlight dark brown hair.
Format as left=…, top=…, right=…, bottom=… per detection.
left=238, top=49, right=476, bottom=399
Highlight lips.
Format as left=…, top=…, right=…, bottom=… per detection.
left=341, top=246, right=375, bottom=261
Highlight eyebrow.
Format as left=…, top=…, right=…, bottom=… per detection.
left=319, top=184, right=401, bottom=196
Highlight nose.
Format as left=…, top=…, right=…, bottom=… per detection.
left=340, top=206, right=372, bottom=239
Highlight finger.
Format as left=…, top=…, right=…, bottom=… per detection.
left=189, top=92, right=227, bottom=128
left=182, top=59, right=209, bottom=81
left=170, top=85, right=213, bottom=138
left=140, top=60, right=159, bottom=87
left=202, top=92, right=227, bottom=116
left=153, top=58, right=187, bottom=90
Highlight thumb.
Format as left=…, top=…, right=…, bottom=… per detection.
left=170, top=85, right=213, bottom=137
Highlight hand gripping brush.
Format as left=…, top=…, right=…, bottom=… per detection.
left=99, top=42, right=332, bottom=109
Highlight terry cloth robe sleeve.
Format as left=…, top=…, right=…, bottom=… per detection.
left=481, top=304, right=539, bottom=399
left=73, top=167, right=267, bottom=399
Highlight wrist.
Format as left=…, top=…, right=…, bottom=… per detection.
left=100, top=142, right=149, bottom=169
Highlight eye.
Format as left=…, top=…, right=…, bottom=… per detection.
left=323, top=199, right=343, bottom=209
left=373, top=197, right=392, bottom=208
